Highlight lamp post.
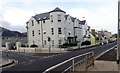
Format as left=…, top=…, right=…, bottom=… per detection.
left=48, top=37, right=51, bottom=53
left=117, top=0, right=120, bottom=64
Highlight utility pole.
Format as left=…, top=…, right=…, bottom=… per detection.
left=117, top=0, right=120, bottom=64
left=0, top=28, right=2, bottom=51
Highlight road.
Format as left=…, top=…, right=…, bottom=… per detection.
left=2, top=42, right=116, bottom=73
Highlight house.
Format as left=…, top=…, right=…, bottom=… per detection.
left=26, top=7, right=90, bottom=48
left=91, top=29, right=100, bottom=44
left=0, top=27, right=27, bottom=47
left=90, top=33, right=95, bottom=45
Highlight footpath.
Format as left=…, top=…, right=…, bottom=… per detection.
left=75, top=47, right=120, bottom=73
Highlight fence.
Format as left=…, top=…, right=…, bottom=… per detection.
left=43, top=51, right=94, bottom=73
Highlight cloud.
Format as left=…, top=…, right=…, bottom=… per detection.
left=66, top=2, right=117, bottom=34
left=0, top=0, right=117, bottom=34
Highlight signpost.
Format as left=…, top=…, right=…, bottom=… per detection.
left=117, top=0, right=120, bottom=64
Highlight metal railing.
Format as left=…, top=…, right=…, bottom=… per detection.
left=43, top=51, right=94, bottom=73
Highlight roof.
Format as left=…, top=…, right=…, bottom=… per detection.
left=50, top=7, right=66, bottom=13
left=0, top=27, right=26, bottom=37
left=65, top=15, right=69, bottom=20
left=2, top=31, right=26, bottom=37
left=33, top=12, right=49, bottom=20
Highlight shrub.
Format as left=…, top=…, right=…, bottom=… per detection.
left=30, top=44, right=38, bottom=47
left=21, top=45, right=26, bottom=47
left=81, top=41, right=91, bottom=46
left=81, top=42, right=85, bottom=46
left=84, top=41, right=91, bottom=45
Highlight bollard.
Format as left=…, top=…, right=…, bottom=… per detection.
left=72, top=59, right=75, bottom=71
left=85, top=54, right=88, bottom=70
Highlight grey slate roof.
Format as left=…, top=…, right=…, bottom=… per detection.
left=33, top=7, right=66, bottom=21
left=33, top=12, right=49, bottom=20
left=2, top=31, right=26, bottom=37
left=0, top=27, right=26, bottom=37
left=50, top=7, right=66, bottom=13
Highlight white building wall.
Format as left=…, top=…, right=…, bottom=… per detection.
left=27, top=9, right=90, bottom=48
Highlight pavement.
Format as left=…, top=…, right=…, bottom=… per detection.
left=0, top=58, right=14, bottom=68
left=75, top=45, right=120, bottom=72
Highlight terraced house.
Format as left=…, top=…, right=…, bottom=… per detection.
left=26, top=7, right=90, bottom=48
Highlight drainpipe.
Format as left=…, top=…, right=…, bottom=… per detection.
left=41, top=20, right=44, bottom=48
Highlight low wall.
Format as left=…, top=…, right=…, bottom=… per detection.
left=7, top=47, right=67, bottom=53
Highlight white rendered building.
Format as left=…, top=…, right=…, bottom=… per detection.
left=26, top=7, right=90, bottom=48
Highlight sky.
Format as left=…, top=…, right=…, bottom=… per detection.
left=0, top=0, right=118, bottom=34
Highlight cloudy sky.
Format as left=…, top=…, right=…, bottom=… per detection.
left=0, top=0, right=118, bottom=34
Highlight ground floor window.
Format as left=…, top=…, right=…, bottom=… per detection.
left=58, top=40, right=62, bottom=45
left=52, top=40, right=54, bottom=46
left=44, top=40, right=46, bottom=45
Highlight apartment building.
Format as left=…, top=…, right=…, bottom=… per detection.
left=26, top=7, right=90, bottom=48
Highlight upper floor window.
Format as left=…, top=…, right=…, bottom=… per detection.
left=51, top=28, right=54, bottom=35
left=32, top=20, right=34, bottom=26
left=51, top=15, right=53, bottom=22
left=58, top=28, right=62, bottom=34
left=37, top=21, right=40, bottom=24
left=38, top=30, right=40, bottom=35
left=43, top=20, right=45, bottom=23
left=32, top=31, right=34, bottom=36
left=58, top=15, right=61, bottom=22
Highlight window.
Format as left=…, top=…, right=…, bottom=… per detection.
left=43, top=20, right=45, bottom=23
left=44, top=32, right=46, bottom=34
left=58, top=15, right=61, bottom=19
left=38, top=30, right=40, bottom=35
left=20, top=38, right=22, bottom=40
left=58, top=15, right=61, bottom=22
left=51, top=15, right=53, bottom=22
left=69, top=32, right=71, bottom=35
left=58, top=28, right=62, bottom=34
left=58, top=20, right=61, bottom=22
left=37, top=21, right=40, bottom=24
left=44, top=40, right=46, bottom=45
left=51, top=28, right=54, bottom=35
left=58, top=40, right=62, bottom=45
left=64, top=28, right=66, bottom=35
left=52, top=40, right=54, bottom=46
left=33, top=41, right=35, bottom=45
left=32, top=20, right=34, bottom=26
left=32, top=31, right=34, bottom=36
